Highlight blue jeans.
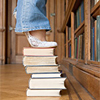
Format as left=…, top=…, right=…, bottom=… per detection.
left=15, top=0, right=51, bottom=32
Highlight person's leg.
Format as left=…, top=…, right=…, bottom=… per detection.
left=14, top=0, right=57, bottom=47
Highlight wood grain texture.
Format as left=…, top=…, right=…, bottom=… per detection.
left=0, top=0, right=6, bottom=64
left=91, top=0, right=100, bottom=18
left=84, top=0, right=91, bottom=63
left=61, top=58, right=100, bottom=78
left=73, top=66, right=100, bottom=100
left=66, top=26, right=68, bottom=58
left=0, top=64, right=69, bottom=100
left=60, top=65, right=94, bottom=100
left=71, top=12, right=74, bottom=59
left=65, top=79, right=79, bottom=100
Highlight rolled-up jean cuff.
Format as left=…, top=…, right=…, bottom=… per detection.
left=15, top=26, right=51, bottom=32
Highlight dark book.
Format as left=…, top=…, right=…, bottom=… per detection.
left=96, top=15, right=100, bottom=61
left=92, top=27, right=95, bottom=61
left=81, top=0, right=84, bottom=23
left=79, top=35, right=83, bottom=59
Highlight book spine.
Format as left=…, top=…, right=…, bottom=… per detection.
left=97, top=15, right=100, bottom=61
left=81, top=0, right=84, bottom=23
left=94, top=20, right=97, bottom=61
left=92, top=27, right=95, bottom=61
left=77, top=8, right=80, bottom=27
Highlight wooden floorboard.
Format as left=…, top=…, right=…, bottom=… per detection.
left=0, top=64, right=69, bottom=100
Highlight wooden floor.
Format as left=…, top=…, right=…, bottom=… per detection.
left=0, top=64, right=69, bottom=100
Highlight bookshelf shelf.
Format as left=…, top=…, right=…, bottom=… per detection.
left=91, top=0, right=100, bottom=18
left=74, top=21, right=85, bottom=37
left=68, top=39, right=71, bottom=43
left=88, top=60, right=100, bottom=67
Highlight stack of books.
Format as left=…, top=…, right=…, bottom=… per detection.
left=23, top=47, right=66, bottom=96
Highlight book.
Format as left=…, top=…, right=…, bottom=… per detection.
left=25, top=66, right=59, bottom=74
left=68, top=27, right=71, bottom=40
left=81, top=0, right=84, bottom=23
left=79, top=35, right=83, bottom=59
left=94, top=20, right=97, bottom=61
left=26, top=89, right=64, bottom=96
left=75, top=0, right=84, bottom=29
left=29, top=78, right=66, bottom=89
left=96, top=15, right=100, bottom=61
left=23, top=47, right=54, bottom=56
left=31, top=72, right=61, bottom=78
left=23, top=56, right=57, bottom=66
left=92, top=27, right=95, bottom=60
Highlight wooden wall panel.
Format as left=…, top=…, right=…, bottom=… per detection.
left=0, top=0, right=6, bottom=64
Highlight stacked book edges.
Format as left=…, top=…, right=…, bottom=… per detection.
left=23, top=47, right=67, bottom=96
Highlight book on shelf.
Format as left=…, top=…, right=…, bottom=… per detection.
left=91, top=27, right=95, bottom=60
left=31, top=72, right=61, bottom=78
left=25, top=65, right=59, bottom=74
left=68, top=44, right=71, bottom=58
left=26, top=89, right=65, bottom=96
left=68, top=27, right=71, bottom=40
left=75, top=0, right=84, bottom=29
left=96, top=15, right=100, bottom=61
left=90, top=17, right=94, bottom=60
left=23, top=56, right=57, bottom=66
left=74, top=34, right=84, bottom=59
left=23, top=47, right=54, bottom=56
left=29, top=78, right=66, bottom=89
left=90, top=15, right=100, bottom=61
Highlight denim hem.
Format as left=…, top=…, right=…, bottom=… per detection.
left=15, top=26, right=51, bottom=32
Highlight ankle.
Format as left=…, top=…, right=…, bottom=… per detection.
left=29, top=30, right=46, bottom=41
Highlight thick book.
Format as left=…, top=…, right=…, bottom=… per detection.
left=31, top=72, right=61, bottom=78
left=29, top=78, right=66, bottom=89
left=25, top=66, right=59, bottom=74
left=26, top=89, right=63, bottom=96
left=23, top=56, right=57, bottom=66
left=23, top=47, right=54, bottom=56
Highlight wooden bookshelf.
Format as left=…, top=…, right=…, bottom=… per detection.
left=56, top=0, right=100, bottom=99
left=60, top=0, right=100, bottom=65
left=68, top=39, right=71, bottom=43
left=91, top=0, right=100, bottom=18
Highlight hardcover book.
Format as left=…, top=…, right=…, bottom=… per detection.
left=23, top=56, right=57, bottom=66
left=29, top=78, right=66, bottom=89
left=25, top=65, right=59, bottom=74
left=23, top=47, right=54, bottom=56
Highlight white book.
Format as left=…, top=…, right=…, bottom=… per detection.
left=26, top=89, right=61, bottom=96
left=29, top=78, right=66, bottom=89
left=25, top=66, right=59, bottom=74
left=31, top=72, right=61, bottom=78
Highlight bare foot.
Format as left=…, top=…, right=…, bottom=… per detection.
left=29, top=30, right=46, bottom=41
